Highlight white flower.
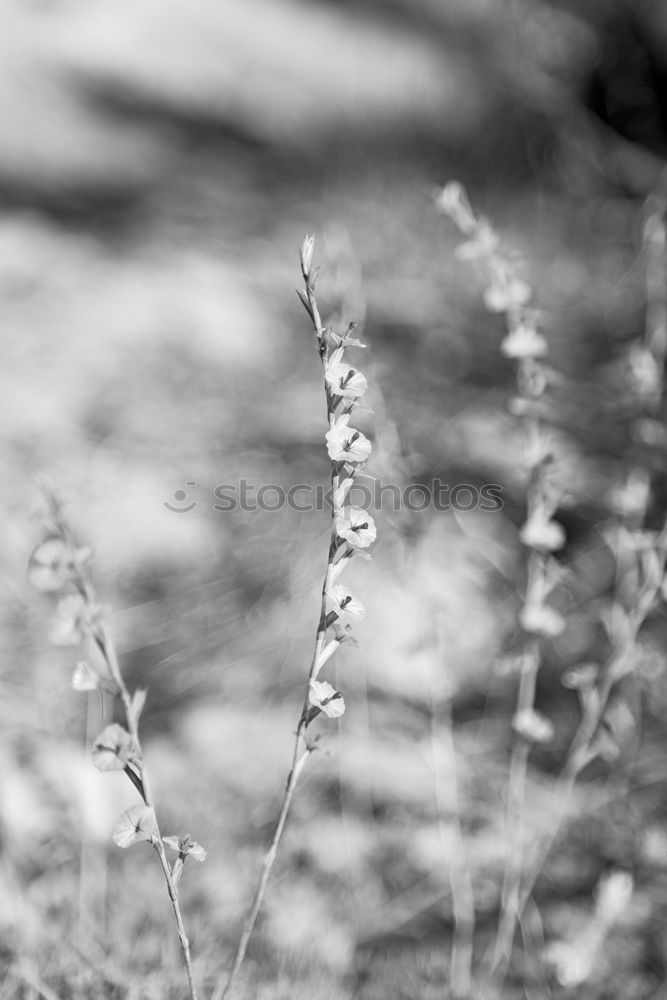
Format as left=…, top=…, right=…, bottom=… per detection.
left=324, top=362, right=368, bottom=401
left=309, top=680, right=345, bottom=718
left=92, top=724, right=134, bottom=772
left=325, top=416, right=372, bottom=464
left=500, top=321, right=548, bottom=359
left=483, top=279, right=531, bottom=313
left=27, top=537, right=72, bottom=593
left=512, top=707, right=554, bottom=744
left=520, top=603, right=565, bottom=637
left=327, top=584, right=366, bottom=621
left=435, top=182, right=477, bottom=235
left=113, top=805, right=156, bottom=848
left=336, top=507, right=376, bottom=549
left=519, top=514, right=565, bottom=552
left=163, top=834, right=207, bottom=863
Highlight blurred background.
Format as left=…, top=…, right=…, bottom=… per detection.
left=2, top=0, right=667, bottom=997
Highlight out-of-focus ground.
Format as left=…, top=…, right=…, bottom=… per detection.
left=2, top=0, right=667, bottom=997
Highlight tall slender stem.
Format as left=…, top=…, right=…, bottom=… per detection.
left=215, top=238, right=374, bottom=999
left=429, top=693, right=475, bottom=998
left=38, top=494, right=199, bottom=1000
left=98, top=623, right=199, bottom=1000
left=214, top=747, right=310, bottom=1000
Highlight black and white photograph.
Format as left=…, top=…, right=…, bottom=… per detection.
left=3, top=1, right=667, bottom=998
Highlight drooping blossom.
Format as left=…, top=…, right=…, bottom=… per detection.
left=309, top=679, right=345, bottom=719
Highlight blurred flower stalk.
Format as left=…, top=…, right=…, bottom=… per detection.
left=516, top=190, right=667, bottom=919
left=29, top=489, right=204, bottom=1000
left=438, top=182, right=565, bottom=991
left=216, top=237, right=375, bottom=999
left=438, top=181, right=667, bottom=995
left=571, top=185, right=667, bottom=778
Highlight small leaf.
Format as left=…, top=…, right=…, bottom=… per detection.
left=92, top=724, right=134, bottom=772
left=113, top=805, right=156, bottom=848
left=313, top=638, right=340, bottom=678
left=129, top=689, right=147, bottom=726
left=330, top=323, right=366, bottom=349
left=641, top=547, right=662, bottom=593
left=295, top=288, right=314, bottom=321
left=600, top=695, right=638, bottom=760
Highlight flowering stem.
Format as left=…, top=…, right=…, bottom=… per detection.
left=40, top=494, right=198, bottom=1000
left=436, top=184, right=563, bottom=994
left=216, top=237, right=373, bottom=999
left=487, top=183, right=667, bottom=982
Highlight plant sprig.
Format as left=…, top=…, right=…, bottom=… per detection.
left=29, top=489, right=204, bottom=1000
left=214, top=236, right=375, bottom=1000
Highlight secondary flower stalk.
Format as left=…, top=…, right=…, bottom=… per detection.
left=438, top=182, right=563, bottom=988
left=28, top=490, right=203, bottom=1000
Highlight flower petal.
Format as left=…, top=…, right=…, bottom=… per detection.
left=336, top=507, right=376, bottom=549
left=327, top=584, right=366, bottom=621
left=309, top=679, right=346, bottom=718
left=520, top=603, right=566, bottom=637
left=92, top=724, right=134, bottom=772
left=324, top=362, right=368, bottom=401
left=28, top=537, right=72, bottom=593
left=113, top=805, right=156, bottom=848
